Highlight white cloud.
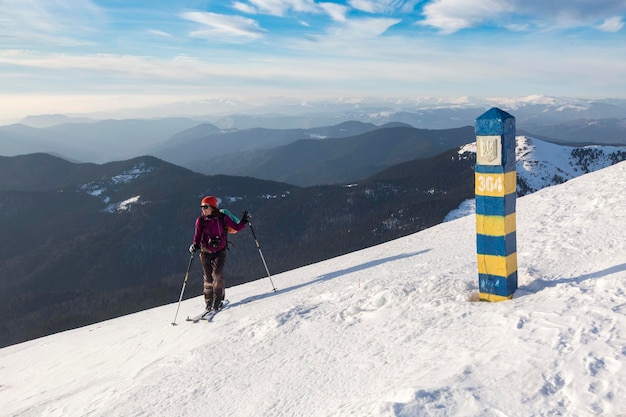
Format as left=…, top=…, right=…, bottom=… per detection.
left=597, top=16, right=625, bottom=32
left=341, top=17, right=402, bottom=37
left=0, top=0, right=103, bottom=32
left=349, top=0, right=386, bottom=13
left=313, top=17, right=402, bottom=41
left=0, top=49, right=239, bottom=81
left=147, top=29, right=172, bottom=38
left=420, top=0, right=512, bottom=33
left=244, top=0, right=319, bottom=16
left=0, top=0, right=104, bottom=46
left=232, top=1, right=258, bottom=14
left=319, top=2, right=349, bottom=22
left=349, top=0, right=412, bottom=14
left=181, top=11, right=266, bottom=43
left=233, top=1, right=348, bottom=23
left=419, top=0, right=626, bottom=33
left=514, top=0, right=626, bottom=28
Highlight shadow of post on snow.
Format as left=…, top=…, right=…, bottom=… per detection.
left=516, top=263, right=626, bottom=296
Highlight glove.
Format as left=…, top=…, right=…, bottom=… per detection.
left=241, top=210, right=250, bottom=224
left=189, top=243, right=200, bottom=253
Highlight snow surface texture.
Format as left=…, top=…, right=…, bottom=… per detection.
left=1, top=162, right=626, bottom=417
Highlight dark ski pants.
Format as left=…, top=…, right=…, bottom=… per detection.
left=200, top=249, right=226, bottom=307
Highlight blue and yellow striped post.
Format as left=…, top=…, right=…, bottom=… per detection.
left=475, top=108, right=517, bottom=301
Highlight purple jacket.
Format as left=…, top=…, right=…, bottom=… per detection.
left=193, top=212, right=246, bottom=253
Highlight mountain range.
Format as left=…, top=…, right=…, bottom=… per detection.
left=16, top=94, right=626, bottom=128
left=2, top=96, right=626, bottom=168
left=180, top=125, right=475, bottom=186
left=0, top=118, right=200, bottom=163
left=1, top=131, right=625, bottom=348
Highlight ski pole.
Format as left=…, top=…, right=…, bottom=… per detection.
left=171, top=253, right=194, bottom=325
left=248, top=219, right=277, bottom=292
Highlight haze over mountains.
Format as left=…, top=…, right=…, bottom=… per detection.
left=2, top=96, right=626, bottom=169
left=15, top=95, right=626, bottom=129
left=176, top=125, right=475, bottom=186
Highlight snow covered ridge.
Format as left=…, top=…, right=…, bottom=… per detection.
left=76, top=161, right=294, bottom=214
left=459, top=136, right=626, bottom=196
left=76, top=162, right=154, bottom=213
left=1, top=162, right=625, bottom=417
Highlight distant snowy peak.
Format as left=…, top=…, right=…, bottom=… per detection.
left=460, top=136, right=626, bottom=195
left=359, top=95, right=615, bottom=111
left=486, top=94, right=589, bottom=110
left=330, top=95, right=608, bottom=111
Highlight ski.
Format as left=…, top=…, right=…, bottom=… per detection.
left=186, top=311, right=210, bottom=323
left=201, top=299, right=230, bottom=322
left=185, top=299, right=230, bottom=323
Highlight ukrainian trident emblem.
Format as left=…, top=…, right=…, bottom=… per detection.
left=477, top=135, right=501, bottom=165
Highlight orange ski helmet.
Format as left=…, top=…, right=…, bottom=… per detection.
left=201, top=196, right=218, bottom=208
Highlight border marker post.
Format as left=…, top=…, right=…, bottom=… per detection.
left=475, top=108, right=518, bottom=301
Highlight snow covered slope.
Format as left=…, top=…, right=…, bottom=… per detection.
left=460, top=136, right=625, bottom=196
left=1, top=162, right=625, bottom=417
left=514, top=136, right=626, bottom=194
left=447, top=136, right=625, bottom=222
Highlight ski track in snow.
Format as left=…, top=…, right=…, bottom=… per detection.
left=1, top=162, right=625, bottom=416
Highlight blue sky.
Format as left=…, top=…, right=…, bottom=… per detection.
left=0, top=0, right=625, bottom=120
